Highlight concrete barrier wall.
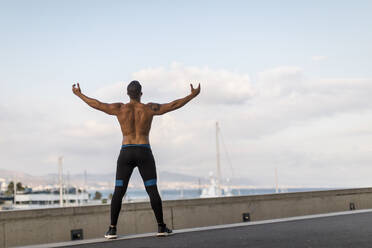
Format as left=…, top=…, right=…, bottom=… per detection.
left=1, top=187, right=372, bottom=247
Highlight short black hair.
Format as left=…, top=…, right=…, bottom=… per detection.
left=127, top=80, right=142, bottom=99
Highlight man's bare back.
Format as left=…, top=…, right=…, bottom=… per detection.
left=72, top=82, right=200, bottom=145
left=115, top=102, right=153, bottom=144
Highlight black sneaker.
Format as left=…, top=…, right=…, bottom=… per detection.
left=157, top=224, right=173, bottom=237
left=104, top=226, right=117, bottom=239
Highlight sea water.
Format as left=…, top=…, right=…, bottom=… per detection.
left=89, top=188, right=335, bottom=202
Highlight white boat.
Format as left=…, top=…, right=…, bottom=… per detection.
left=200, top=172, right=221, bottom=198
left=200, top=122, right=234, bottom=198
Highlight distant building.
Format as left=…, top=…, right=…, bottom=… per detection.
left=14, top=187, right=89, bottom=209
left=0, top=178, right=7, bottom=192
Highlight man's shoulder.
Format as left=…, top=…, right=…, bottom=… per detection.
left=146, top=102, right=161, bottom=111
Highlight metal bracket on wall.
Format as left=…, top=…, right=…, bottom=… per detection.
left=242, top=213, right=250, bottom=222
left=349, top=202, right=356, bottom=210
left=71, top=229, right=84, bottom=240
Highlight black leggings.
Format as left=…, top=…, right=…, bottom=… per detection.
left=110, top=145, right=164, bottom=226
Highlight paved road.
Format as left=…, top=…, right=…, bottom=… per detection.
left=63, top=211, right=372, bottom=248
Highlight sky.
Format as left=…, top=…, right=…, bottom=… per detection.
left=0, top=0, right=372, bottom=187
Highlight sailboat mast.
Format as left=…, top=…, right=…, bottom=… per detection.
left=58, top=156, right=64, bottom=207
left=216, top=122, right=222, bottom=196
left=275, top=168, right=279, bottom=193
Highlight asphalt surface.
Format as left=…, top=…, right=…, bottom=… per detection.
left=62, top=211, right=372, bottom=248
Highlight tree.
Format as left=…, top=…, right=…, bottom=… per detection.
left=16, top=182, right=25, bottom=191
left=108, top=193, right=113, bottom=200
left=5, top=181, right=25, bottom=195
left=93, top=191, right=102, bottom=200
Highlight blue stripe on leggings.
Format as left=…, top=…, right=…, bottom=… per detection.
left=121, top=144, right=151, bottom=149
left=144, top=179, right=157, bottom=187
left=115, top=179, right=124, bottom=187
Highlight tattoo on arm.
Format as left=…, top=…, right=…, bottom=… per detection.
left=151, top=103, right=161, bottom=112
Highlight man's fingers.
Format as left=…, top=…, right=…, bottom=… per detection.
left=77, top=83, right=80, bottom=88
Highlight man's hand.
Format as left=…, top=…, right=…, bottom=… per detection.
left=190, top=83, right=201, bottom=97
left=72, top=83, right=82, bottom=96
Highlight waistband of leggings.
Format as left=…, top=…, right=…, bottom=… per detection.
left=121, top=144, right=151, bottom=149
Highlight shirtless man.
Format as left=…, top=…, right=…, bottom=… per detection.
left=72, top=80, right=201, bottom=239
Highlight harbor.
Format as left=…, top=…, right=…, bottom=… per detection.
left=1, top=0, right=371, bottom=247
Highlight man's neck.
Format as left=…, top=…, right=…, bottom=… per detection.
left=130, top=98, right=141, bottom=104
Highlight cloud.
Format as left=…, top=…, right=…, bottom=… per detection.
left=62, top=120, right=116, bottom=139
left=1, top=63, right=372, bottom=187
left=311, top=56, right=328, bottom=61
left=254, top=67, right=372, bottom=129
left=258, top=66, right=303, bottom=83
left=95, top=63, right=255, bottom=105
left=257, top=66, right=304, bottom=97
left=237, top=76, right=372, bottom=141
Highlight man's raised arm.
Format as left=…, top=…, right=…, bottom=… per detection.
left=148, top=83, right=201, bottom=115
left=72, top=83, right=122, bottom=115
